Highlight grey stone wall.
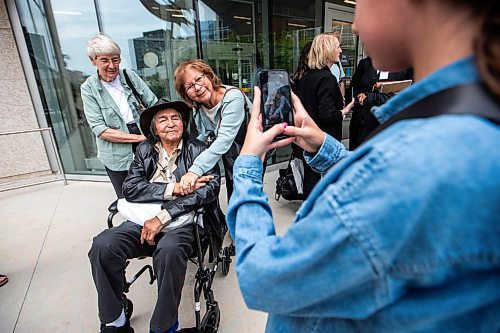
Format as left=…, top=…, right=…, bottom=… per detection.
left=0, top=0, right=51, bottom=182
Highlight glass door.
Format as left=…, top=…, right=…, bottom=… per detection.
left=324, top=3, right=360, bottom=85
left=198, top=0, right=260, bottom=96
left=324, top=2, right=360, bottom=143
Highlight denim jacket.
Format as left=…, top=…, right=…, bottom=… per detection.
left=81, top=70, right=157, bottom=171
left=226, top=58, right=500, bottom=332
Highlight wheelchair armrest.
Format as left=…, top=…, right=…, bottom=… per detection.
left=108, top=199, right=118, bottom=213
left=107, top=199, right=119, bottom=229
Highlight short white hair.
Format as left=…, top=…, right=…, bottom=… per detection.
left=86, top=33, right=121, bottom=59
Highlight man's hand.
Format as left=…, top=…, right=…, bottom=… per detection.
left=194, top=175, right=214, bottom=189
left=357, top=93, right=367, bottom=106
left=141, top=217, right=164, bottom=245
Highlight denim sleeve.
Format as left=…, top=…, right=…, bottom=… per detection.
left=305, top=134, right=349, bottom=173
left=227, top=154, right=378, bottom=317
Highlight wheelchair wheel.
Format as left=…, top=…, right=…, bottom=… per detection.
left=203, top=308, right=220, bottom=333
left=124, top=298, right=133, bottom=320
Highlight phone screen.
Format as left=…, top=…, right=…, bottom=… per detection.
left=258, top=70, right=293, bottom=136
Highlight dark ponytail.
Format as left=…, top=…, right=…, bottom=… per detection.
left=474, top=1, right=500, bottom=98
left=293, top=41, right=313, bottom=81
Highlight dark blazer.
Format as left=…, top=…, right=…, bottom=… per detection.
left=349, top=57, right=413, bottom=149
left=123, top=135, right=221, bottom=220
left=123, top=135, right=224, bottom=260
left=293, top=67, right=345, bottom=141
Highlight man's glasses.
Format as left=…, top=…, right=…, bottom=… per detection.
left=185, top=74, right=205, bottom=93
left=96, top=57, right=121, bottom=65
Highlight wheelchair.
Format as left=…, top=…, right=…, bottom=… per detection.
left=106, top=200, right=235, bottom=332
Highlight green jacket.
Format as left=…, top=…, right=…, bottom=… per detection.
left=81, top=69, right=157, bottom=171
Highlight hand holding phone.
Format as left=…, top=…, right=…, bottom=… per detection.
left=256, top=69, right=293, bottom=141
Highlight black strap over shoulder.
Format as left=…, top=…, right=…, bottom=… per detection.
left=366, top=83, right=500, bottom=141
left=123, top=69, right=145, bottom=109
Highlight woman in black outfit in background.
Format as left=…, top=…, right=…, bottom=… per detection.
left=292, top=33, right=354, bottom=198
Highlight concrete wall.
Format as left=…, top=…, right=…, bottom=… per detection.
left=0, top=0, right=51, bottom=182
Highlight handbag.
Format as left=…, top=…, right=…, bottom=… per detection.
left=275, top=154, right=303, bottom=201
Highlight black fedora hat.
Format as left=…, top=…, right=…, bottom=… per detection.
left=140, top=98, right=191, bottom=138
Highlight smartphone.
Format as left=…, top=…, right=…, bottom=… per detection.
left=256, top=69, right=293, bottom=140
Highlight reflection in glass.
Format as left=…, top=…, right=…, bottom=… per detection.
left=16, top=0, right=91, bottom=173
left=198, top=0, right=260, bottom=95
left=17, top=0, right=199, bottom=174
left=330, top=20, right=357, bottom=80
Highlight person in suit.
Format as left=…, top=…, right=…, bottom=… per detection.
left=348, top=57, right=413, bottom=149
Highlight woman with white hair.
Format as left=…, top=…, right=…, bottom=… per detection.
left=293, top=33, right=354, bottom=198
left=81, top=33, right=157, bottom=198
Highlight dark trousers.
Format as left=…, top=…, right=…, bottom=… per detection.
left=221, top=141, right=242, bottom=201
left=105, top=122, right=142, bottom=199
left=302, top=160, right=321, bottom=200
left=88, top=222, right=194, bottom=332
left=105, top=167, right=128, bottom=199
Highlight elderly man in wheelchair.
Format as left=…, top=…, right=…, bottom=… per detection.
left=89, top=98, right=221, bottom=333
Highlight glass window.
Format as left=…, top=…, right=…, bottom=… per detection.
left=98, top=0, right=197, bottom=100
left=16, top=0, right=335, bottom=175
left=16, top=0, right=93, bottom=173
left=16, top=0, right=198, bottom=174
left=198, top=0, right=261, bottom=95
left=271, top=0, right=321, bottom=74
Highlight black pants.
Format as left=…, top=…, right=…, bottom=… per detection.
left=221, top=141, right=242, bottom=201
left=302, top=161, right=321, bottom=199
left=88, top=222, right=194, bottom=332
left=105, top=123, right=141, bottom=199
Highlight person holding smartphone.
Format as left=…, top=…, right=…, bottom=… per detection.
left=293, top=33, right=354, bottom=198
left=226, top=0, right=500, bottom=332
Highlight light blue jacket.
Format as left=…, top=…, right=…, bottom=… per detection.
left=81, top=70, right=157, bottom=171
left=227, top=57, right=500, bottom=332
left=189, top=86, right=251, bottom=176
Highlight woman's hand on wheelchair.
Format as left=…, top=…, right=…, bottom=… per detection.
left=141, top=217, right=163, bottom=245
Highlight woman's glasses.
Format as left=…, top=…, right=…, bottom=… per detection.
left=185, top=74, right=205, bottom=93
left=96, top=56, right=121, bottom=65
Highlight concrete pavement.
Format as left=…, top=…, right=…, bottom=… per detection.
left=0, top=169, right=301, bottom=333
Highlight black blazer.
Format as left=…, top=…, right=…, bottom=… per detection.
left=293, top=67, right=344, bottom=140
left=123, top=135, right=221, bottom=219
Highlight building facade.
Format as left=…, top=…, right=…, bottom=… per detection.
left=1, top=0, right=358, bottom=181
